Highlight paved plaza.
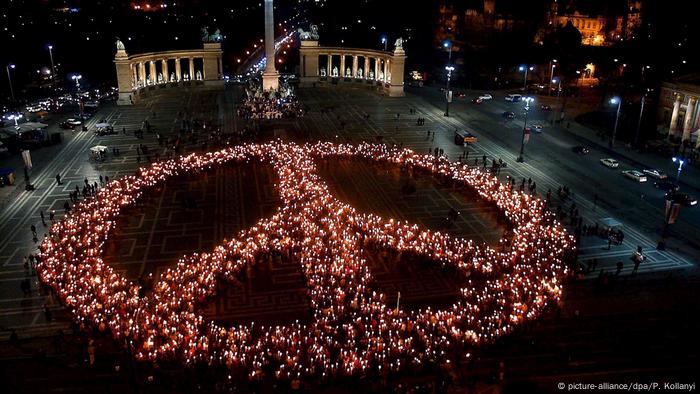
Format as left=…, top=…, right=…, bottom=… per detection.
left=0, top=86, right=698, bottom=392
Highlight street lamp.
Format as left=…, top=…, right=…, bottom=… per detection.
left=634, top=93, right=646, bottom=147
left=443, top=40, right=453, bottom=117
left=381, top=36, right=387, bottom=51
left=519, top=65, right=534, bottom=91
left=551, top=77, right=562, bottom=123
left=609, top=96, right=622, bottom=149
left=672, top=157, right=685, bottom=185
left=6, top=64, right=16, bottom=102
left=72, top=74, right=87, bottom=131
left=48, top=44, right=57, bottom=86
left=516, top=96, right=534, bottom=163
left=548, top=59, right=557, bottom=94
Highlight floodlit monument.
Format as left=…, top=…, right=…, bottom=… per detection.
left=298, top=27, right=406, bottom=97
left=113, top=34, right=224, bottom=105
left=261, top=0, right=280, bottom=91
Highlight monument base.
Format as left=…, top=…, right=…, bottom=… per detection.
left=387, top=84, right=405, bottom=97
left=262, top=71, right=280, bottom=91
left=117, top=92, right=133, bottom=106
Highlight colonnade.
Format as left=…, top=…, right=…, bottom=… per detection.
left=114, top=42, right=223, bottom=105
left=667, top=93, right=700, bottom=147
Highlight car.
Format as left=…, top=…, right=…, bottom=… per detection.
left=571, top=146, right=590, bottom=155
left=471, top=98, right=483, bottom=104
left=59, top=118, right=82, bottom=129
left=600, top=158, right=619, bottom=168
left=505, top=94, right=522, bottom=102
left=666, top=192, right=697, bottom=207
left=456, top=92, right=466, bottom=99
left=654, top=181, right=679, bottom=192
left=621, top=170, right=648, bottom=182
left=454, top=130, right=478, bottom=145
left=502, top=111, right=515, bottom=119
left=540, top=104, right=551, bottom=111
left=530, top=123, right=544, bottom=133
left=642, top=169, right=667, bottom=180
left=478, top=93, right=493, bottom=100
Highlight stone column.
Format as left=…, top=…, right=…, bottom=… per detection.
left=175, top=58, right=182, bottom=81
left=327, top=54, right=332, bottom=78
left=387, top=48, right=405, bottom=97
left=669, top=94, right=681, bottom=137
left=148, top=61, right=155, bottom=84
left=262, top=0, right=279, bottom=90
left=682, top=97, right=696, bottom=141
left=139, top=62, right=146, bottom=85
left=340, top=55, right=346, bottom=78
left=374, top=58, right=380, bottom=81
left=162, top=59, right=168, bottom=83
left=114, top=49, right=133, bottom=105
left=352, top=56, right=358, bottom=78
left=188, top=57, right=194, bottom=80
left=385, top=59, right=391, bottom=82
left=218, top=56, right=223, bottom=77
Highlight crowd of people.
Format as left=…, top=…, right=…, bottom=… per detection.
left=37, top=142, right=572, bottom=381
left=237, top=94, right=306, bottom=120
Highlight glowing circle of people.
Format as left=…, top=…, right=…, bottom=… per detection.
left=38, top=141, right=573, bottom=379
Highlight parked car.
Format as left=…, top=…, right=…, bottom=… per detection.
left=454, top=130, right=478, bottom=145
left=456, top=92, right=466, bottom=99
left=530, top=123, right=544, bottom=133
left=642, top=169, right=667, bottom=180
left=621, top=170, right=648, bottom=182
left=502, top=111, right=515, bottom=119
left=478, top=93, right=493, bottom=100
left=59, top=118, right=82, bottom=129
left=666, top=192, right=697, bottom=207
left=654, top=181, right=679, bottom=192
left=600, top=158, right=619, bottom=168
left=540, top=104, right=551, bottom=111
left=505, top=94, right=522, bottom=102
left=471, top=98, right=483, bottom=104
left=571, top=146, right=590, bottom=155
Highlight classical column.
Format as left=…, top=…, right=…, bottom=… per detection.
left=139, top=62, right=146, bottom=85
left=188, top=57, right=194, bottom=80
left=175, top=58, right=182, bottom=81
left=162, top=59, right=168, bottom=82
left=262, top=0, right=279, bottom=90
left=352, top=56, right=358, bottom=78
left=682, top=97, right=697, bottom=141
left=669, top=94, right=681, bottom=137
left=374, top=58, right=380, bottom=81
left=340, top=55, right=346, bottom=78
left=148, top=61, right=156, bottom=84
left=218, top=56, right=223, bottom=77
left=385, top=59, right=391, bottom=82
left=327, top=54, right=332, bottom=77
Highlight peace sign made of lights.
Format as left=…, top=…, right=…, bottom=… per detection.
left=38, top=141, right=572, bottom=380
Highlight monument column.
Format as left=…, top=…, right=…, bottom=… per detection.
left=114, top=41, right=133, bottom=105
left=149, top=61, right=156, bottom=84
left=162, top=59, right=168, bottom=82
left=188, top=57, right=194, bottom=80
left=385, top=59, right=391, bottom=82
left=682, top=97, right=696, bottom=141
left=262, top=0, right=279, bottom=91
left=374, top=57, right=379, bottom=81
left=340, top=55, right=346, bottom=78
left=175, top=58, right=182, bottom=81
left=352, top=56, right=358, bottom=78
left=387, top=44, right=405, bottom=97
left=139, top=62, right=146, bottom=85
left=669, top=94, right=681, bottom=137
left=327, top=54, right=332, bottom=77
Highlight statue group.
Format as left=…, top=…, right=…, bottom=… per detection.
left=201, top=27, right=222, bottom=43
left=297, top=24, right=320, bottom=41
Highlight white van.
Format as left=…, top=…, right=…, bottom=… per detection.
left=505, top=94, right=522, bottom=102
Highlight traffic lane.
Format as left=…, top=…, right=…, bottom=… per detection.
left=469, top=102, right=700, bottom=241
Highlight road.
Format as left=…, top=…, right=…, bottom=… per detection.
left=416, top=86, right=700, bottom=257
